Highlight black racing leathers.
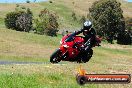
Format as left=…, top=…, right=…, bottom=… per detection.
left=75, top=28, right=96, bottom=51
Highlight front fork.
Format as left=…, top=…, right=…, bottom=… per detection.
left=61, top=50, right=69, bottom=60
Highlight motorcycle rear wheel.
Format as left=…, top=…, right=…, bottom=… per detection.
left=50, top=49, right=61, bottom=63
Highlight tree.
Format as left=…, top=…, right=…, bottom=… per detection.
left=125, top=17, right=132, bottom=34
left=89, top=0, right=125, bottom=43
left=34, top=8, right=59, bottom=36
left=5, top=7, right=33, bottom=32
left=117, top=17, right=132, bottom=45
left=4, top=11, right=24, bottom=30
left=16, top=13, right=32, bottom=32
left=26, top=0, right=30, bottom=3
left=15, top=8, right=32, bottom=32
left=117, top=31, right=131, bottom=45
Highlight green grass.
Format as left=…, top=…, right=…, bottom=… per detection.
left=0, top=62, right=131, bottom=88
left=0, top=2, right=81, bottom=31
left=0, top=28, right=61, bottom=60
left=0, top=28, right=61, bottom=46
left=0, top=21, right=132, bottom=88
left=96, top=46, right=132, bottom=56
left=39, top=2, right=81, bottom=29
left=0, top=73, right=98, bottom=88
left=0, top=18, right=5, bottom=28
left=0, top=74, right=40, bottom=88
left=0, top=55, right=48, bottom=62
left=0, top=1, right=132, bottom=88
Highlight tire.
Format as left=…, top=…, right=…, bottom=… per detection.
left=76, top=75, right=87, bottom=85
left=50, top=49, right=61, bottom=63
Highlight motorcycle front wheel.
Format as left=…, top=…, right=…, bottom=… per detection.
left=50, top=49, right=61, bottom=63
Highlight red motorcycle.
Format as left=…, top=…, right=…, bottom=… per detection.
left=50, top=32, right=101, bottom=63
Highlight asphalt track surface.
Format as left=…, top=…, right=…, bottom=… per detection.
left=0, top=61, right=67, bottom=65
left=0, top=61, right=51, bottom=65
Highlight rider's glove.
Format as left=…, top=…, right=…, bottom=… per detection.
left=80, top=45, right=85, bottom=51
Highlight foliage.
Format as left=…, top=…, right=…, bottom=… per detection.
left=15, top=5, right=26, bottom=12
left=21, top=6, right=26, bottom=10
left=5, top=7, right=33, bottom=32
left=4, top=11, right=24, bottom=30
left=26, top=0, right=30, bottom=3
left=49, top=1, right=53, bottom=3
left=106, top=35, right=114, bottom=44
left=89, top=0, right=125, bottom=43
left=125, top=17, right=132, bottom=33
left=16, top=4, right=20, bottom=7
left=34, top=8, right=59, bottom=36
left=16, top=8, right=33, bottom=32
left=117, top=31, right=131, bottom=45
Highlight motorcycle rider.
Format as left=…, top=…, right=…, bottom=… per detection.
left=75, top=20, right=97, bottom=51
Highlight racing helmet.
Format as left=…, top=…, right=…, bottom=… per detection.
left=83, top=20, right=92, bottom=31
left=83, top=20, right=92, bottom=36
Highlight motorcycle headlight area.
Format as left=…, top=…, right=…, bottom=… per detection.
left=63, top=45, right=69, bottom=48
left=60, top=41, right=62, bottom=44
left=60, top=39, right=62, bottom=44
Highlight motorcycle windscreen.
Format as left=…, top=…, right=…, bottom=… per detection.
left=65, top=33, right=76, bottom=42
